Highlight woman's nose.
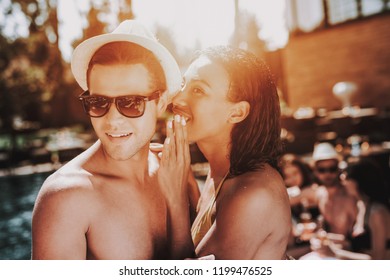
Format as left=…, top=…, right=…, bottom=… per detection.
left=172, top=89, right=187, bottom=106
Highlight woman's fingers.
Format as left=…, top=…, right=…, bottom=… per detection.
left=182, top=117, right=190, bottom=166
left=162, top=115, right=190, bottom=168
left=174, top=115, right=190, bottom=168
left=162, top=119, right=174, bottom=165
left=174, top=115, right=184, bottom=160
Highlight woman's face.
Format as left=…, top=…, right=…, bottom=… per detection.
left=172, top=56, right=235, bottom=143
left=283, top=164, right=304, bottom=188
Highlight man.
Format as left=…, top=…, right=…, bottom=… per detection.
left=31, top=20, right=182, bottom=259
left=312, top=142, right=361, bottom=236
left=292, top=142, right=360, bottom=236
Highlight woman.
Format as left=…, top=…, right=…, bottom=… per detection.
left=279, top=154, right=314, bottom=190
left=279, top=154, right=320, bottom=221
left=279, top=154, right=320, bottom=251
left=159, top=46, right=291, bottom=259
left=341, top=158, right=390, bottom=259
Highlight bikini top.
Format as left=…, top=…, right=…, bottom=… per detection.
left=191, top=172, right=229, bottom=247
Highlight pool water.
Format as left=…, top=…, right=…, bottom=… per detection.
left=0, top=171, right=52, bottom=260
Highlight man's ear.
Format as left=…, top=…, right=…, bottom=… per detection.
left=156, top=92, right=168, bottom=117
left=228, top=101, right=250, bottom=124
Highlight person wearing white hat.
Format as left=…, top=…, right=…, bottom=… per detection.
left=312, top=142, right=341, bottom=188
left=311, top=142, right=361, bottom=237
left=286, top=142, right=361, bottom=250
left=31, top=20, right=186, bottom=259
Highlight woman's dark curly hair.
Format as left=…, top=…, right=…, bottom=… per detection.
left=279, top=154, right=314, bottom=188
left=344, top=158, right=390, bottom=208
left=196, top=46, right=282, bottom=177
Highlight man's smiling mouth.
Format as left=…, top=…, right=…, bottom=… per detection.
left=107, top=133, right=132, bottom=138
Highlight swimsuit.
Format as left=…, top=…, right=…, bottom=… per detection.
left=191, top=172, right=229, bottom=247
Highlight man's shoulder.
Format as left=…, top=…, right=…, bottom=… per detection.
left=36, top=163, right=96, bottom=209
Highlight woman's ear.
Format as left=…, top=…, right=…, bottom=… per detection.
left=228, top=101, right=250, bottom=124
left=157, top=91, right=168, bottom=117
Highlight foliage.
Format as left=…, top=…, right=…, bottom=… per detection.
left=0, top=0, right=65, bottom=129
left=0, top=0, right=136, bottom=130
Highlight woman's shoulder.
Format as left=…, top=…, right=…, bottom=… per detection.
left=232, top=164, right=285, bottom=192
left=369, top=202, right=390, bottom=218
left=217, top=166, right=291, bottom=238
left=223, top=165, right=288, bottom=209
left=366, top=202, right=390, bottom=234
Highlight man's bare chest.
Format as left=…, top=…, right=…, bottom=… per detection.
left=86, top=185, right=168, bottom=259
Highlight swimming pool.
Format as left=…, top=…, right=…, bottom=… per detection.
left=0, top=171, right=52, bottom=260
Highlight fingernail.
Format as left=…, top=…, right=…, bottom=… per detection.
left=181, top=116, right=186, bottom=126
left=168, top=120, right=173, bottom=129
left=175, top=114, right=180, bottom=123
left=165, top=137, right=170, bottom=145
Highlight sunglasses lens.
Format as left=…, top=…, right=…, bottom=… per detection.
left=317, top=166, right=338, bottom=173
left=83, top=96, right=110, bottom=117
left=116, top=96, right=145, bottom=117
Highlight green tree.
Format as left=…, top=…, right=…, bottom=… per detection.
left=0, top=0, right=68, bottom=128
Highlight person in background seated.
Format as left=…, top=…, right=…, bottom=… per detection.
left=287, top=142, right=360, bottom=238
left=341, top=158, right=390, bottom=259
left=279, top=154, right=319, bottom=221
left=312, top=142, right=360, bottom=237
left=279, top=154, right=319, bottom=254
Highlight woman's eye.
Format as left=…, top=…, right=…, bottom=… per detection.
left=191, top=87, right=205, bottom=95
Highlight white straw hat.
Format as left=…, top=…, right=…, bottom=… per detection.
left=312, top=142, right=339, bottom=162
left=71, top=20, right=181, bottom=98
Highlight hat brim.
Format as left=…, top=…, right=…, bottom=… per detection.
left=71, top=33, right=182, bottom=98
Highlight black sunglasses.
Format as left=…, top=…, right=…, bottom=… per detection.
left=79, top=90, right=160, bottom=118
left=316, top=166, right=339, bottom=174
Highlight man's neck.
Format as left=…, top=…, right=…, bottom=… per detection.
left=88, top=140, right=151, bottom=184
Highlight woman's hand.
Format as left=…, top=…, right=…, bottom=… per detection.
left=157, top=115, right=194, bottom=259
left=158, top=114, right=191, bottom=203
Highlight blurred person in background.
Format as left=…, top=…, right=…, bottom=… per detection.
left=279, top=154, right=319, bottom=254
left=287, top=142, right=361, bottom=238
left=279, top=153, right=319, bottom=221
left=341, top=158, right=390, bottom=259
left=161, top=46, right=292, bottom=259
left=312, top=142, right=360, bottom=237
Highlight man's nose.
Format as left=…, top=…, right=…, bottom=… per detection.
left=105, top=102, right=126, bottom=121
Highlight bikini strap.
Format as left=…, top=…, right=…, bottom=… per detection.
left=214, top=171, right=230, bottom=199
